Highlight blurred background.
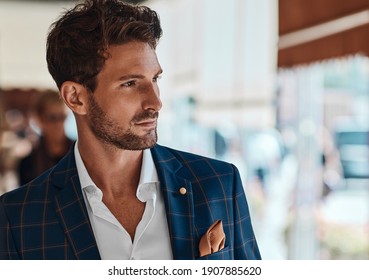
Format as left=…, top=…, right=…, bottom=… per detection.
left=0, top=0, right=369, bottom=260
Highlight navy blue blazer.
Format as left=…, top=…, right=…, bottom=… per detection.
left=0, top=144, right=261, bottom=260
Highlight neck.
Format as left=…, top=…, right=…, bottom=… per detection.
left=77, top=137, right=144, bottom=197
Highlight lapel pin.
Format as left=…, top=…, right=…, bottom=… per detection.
left=179, top=187, right=187, bottom=195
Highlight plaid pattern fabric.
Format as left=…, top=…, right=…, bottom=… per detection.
left=0, top=144, right=261, bottom=260
left=0, top=150, right=100, bottom=260
left=151, top=145, right=261, bottom=260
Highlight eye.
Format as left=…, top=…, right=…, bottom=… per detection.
left=121, top=80, right=136, bottom=87
left=152, top=75, right=162, bottom=83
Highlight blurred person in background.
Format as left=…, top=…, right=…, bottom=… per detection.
left=0, top=107, right=35, bottom=193
left=0, top=0, right=260, bottom=260
left=17, top=90, right=73, bottom=185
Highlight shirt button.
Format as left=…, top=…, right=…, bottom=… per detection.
left=179, top=187, right=187, bottom=195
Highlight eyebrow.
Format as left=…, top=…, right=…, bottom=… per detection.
left=118, top=69, right=163, bottom=81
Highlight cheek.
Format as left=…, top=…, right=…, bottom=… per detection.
left=96, top=90, right=145, bottom=121
left=107, top=101, right=138, bottom=122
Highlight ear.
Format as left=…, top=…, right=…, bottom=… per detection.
left=60, top=81, right=89, bottom=116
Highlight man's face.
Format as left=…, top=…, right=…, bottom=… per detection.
left=87, top=41, right=162, bottom=150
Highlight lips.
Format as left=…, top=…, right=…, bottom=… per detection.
left=135, top=118, right=157, bottom=128
left=132, top=111, right=159, bottom=129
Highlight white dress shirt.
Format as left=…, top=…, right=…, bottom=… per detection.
left=74, top=144, right=173, bottom=260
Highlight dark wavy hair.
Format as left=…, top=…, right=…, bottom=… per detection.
left=46, top=0, right=162, bottom=91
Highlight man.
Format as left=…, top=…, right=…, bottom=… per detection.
left=17, top=90, right=74, bottom=185
left=0, top=0, right=261, bottom=260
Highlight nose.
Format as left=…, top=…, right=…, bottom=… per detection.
left=142, top=84, right=162, bottom=112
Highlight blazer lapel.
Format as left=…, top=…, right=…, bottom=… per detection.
left=52, top=148, right=101, bottom=260
left=151, top=145, right=196, bottom=260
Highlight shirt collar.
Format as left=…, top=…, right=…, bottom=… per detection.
left=136, top=147, right=159, bottom=202
left=138, top=146, right=159, bottom=186
left=74, top=142, right=95, bottom=191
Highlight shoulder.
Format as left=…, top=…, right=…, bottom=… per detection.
left=1, top=168, right=54, bottom=205
left=152, top=144, right=237, bottom=175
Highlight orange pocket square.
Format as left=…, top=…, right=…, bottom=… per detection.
left=199, top=219, right=226, bottom=257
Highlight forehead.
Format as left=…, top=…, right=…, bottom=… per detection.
left=101, top=42, right=161, bottom=74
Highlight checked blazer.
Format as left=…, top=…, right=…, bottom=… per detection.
left=0, top=144, right=261, bottom=260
